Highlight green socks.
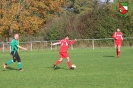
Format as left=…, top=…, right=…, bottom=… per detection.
left=6, top=60, right=13, bottom=65
left=6, top=60, right=22, bottom=69
left=18, top=62, right=22, bottom=69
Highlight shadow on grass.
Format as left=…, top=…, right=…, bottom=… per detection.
left=103, top=56, right=115, bottom=57
left=46, top=66, right=68, bottom=70
left=2, top=67, right=18, bottom=71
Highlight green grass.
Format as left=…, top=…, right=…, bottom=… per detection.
left=0, top=47, right=133, bottom=88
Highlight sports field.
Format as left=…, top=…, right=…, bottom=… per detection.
left=0, top=47, right=133, bottom=88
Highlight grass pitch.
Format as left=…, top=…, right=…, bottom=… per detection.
left=0, top=47, right=133, bottom=88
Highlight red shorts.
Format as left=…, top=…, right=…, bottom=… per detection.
left=59, top=52, right=69, bottom=58
left=115, top=42, right=122, bottom=48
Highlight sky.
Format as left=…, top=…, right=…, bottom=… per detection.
left=100, top=0, right=114, bottom=2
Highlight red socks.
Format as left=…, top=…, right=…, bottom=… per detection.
left=55, top=60, right=61, bottom=66
left=118, top=50, right=120, bottom=56
left=116, top=49, right=120, bottom=57
left=116, top=49, right=118, bottom=56
left=67, top=61, right=71, bottom=68
left=55, top=60, right=72, bottom=68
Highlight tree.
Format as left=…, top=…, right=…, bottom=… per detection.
left=64, top=0, right=94, bottom=14
left=0, top=0, right=65, bottom=41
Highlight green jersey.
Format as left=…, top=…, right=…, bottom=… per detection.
left=10, top=38, right=18, bottom=53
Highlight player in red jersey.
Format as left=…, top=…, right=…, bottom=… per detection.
left=112, top=28, right=123, bottom=58
left=51, top=35, right=77, bottom=69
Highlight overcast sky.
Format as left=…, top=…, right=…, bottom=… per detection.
left=100, top=0, right=114, bottom=2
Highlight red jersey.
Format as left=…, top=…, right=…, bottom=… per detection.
left=58, top=39, right=76, bottom=52
left=112, top=32, right=123, bottom=42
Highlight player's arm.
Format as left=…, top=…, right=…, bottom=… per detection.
left=112, top=32, right=118, bottom=40
left=51, top=42, right=61, bottom=45
left=17, top=45, right=27, bottom=50
left=112, top=32, right=116, bottom=38
left=68, top=39, right=77, bottom=45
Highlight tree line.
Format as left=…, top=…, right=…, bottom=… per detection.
left=0, top=0, right=133, bottom=41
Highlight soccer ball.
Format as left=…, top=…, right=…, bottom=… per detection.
left=72, top=64, right=76, bottom=69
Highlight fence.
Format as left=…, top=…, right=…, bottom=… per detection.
left=0, top=37, right=133, bottom=52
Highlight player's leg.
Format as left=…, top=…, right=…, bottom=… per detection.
left=15, top=52, right=23, bottom=71
left=55, top=58, right=63, bottom=65
left=115, top=43, right=119, bottom=57
left=65, top=53, right=73, bottom=69
left=54, top=52, right=63, bottom=68
left=54, top=58, right=63, bottom=68
left=66, top=57, right=75, bottom=69
left=116, top=47, right=118, bottom=56
left=3, top=52, right=15, bottom=69
left=65, top=53, right=74, bottom=69
left=60, top=52, right=71, bottom=68
left=66, top=57, right=72, bottom=68
left=117, top=44, right=121, bottom=58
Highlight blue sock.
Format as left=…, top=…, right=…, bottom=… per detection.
left=18, top=62, right=22, bottom=69
left=6, top=60, right=13, bottom=65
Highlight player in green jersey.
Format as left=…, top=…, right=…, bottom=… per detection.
left=3, top=34, right=27, bottom=71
